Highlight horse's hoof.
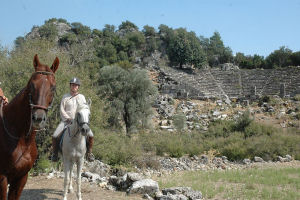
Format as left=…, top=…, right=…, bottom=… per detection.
left=86, top=153, right=95, bottom=162
left=51, top=154, right=59, bottom=162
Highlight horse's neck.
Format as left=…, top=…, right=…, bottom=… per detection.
left=68, top=122, right=80, bottom=137
left=3, top=88, right=32, bottom=136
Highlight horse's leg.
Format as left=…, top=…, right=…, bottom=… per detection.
left=68, top=162, right=74, bottom=193
left=0, top=175, right=8, bottom=200
left=63, top=160, right=70, bottom=200
left=76, top=158, right=84, bottom=200
left=7, top=173, right=28, bottom=200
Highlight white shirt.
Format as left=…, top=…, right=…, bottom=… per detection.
left=60, top=93, right=87, bottom=122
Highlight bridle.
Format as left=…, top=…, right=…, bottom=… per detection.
left=69, top=107, right=90, bottom=138
left=29, top=71, right=56, bottom=111
left=0, top=70, right=56, bottom=139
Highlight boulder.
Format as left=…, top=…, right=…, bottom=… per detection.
left=127, top=179, right=159, bottom=196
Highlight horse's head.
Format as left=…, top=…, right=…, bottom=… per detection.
left=74, top=103, right=91, bottom=136
left=29, top=54, right=59, bottom=129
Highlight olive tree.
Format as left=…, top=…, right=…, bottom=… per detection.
left=97, top=65, right=158, bottom=134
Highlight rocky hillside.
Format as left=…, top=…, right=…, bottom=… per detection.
left=21, top=20, right=300, bottom=133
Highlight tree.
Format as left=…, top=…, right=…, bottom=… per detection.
left=44, top=18, right=70, bottom=25
left=14, top=37, right=25, bottom=48
left=118, top=20, right=139, bottom=34
left=126, top=31, right=145, bottom=56
left=168, top=28, right=207, bottom=68
left=71, top=22, right=92, bottom=38
left=143, top=25, right=159, bottom=55
left=234, top=53, right=265, bottom=69
left=252, top=54, right=265, bottom=68
left=158, top=24, right=174, bottom=52
left=59, top=33, right=77, bottom=45
left=97, top=66, right=158, bottom=134
left=38, top=23, right=58, bottom=41
left=103, top=24, right=116, bottom=35
left=158, top=24, right=174, bottom=41
left=290, top=51, right=300, bottom=66
left=96, top=43, right=118, bottom=65
left=204, top=31, right=233, bottom=67
left=168, top=28, right=190, bottom=67
left=187, top=31, right=207, bottom=68
left=265, top=46, right=292, bottom=68
left=143, top=25, right=156, bottom=37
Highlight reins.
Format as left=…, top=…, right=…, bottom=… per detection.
left=67, top=108, right=90, bottom=138
left=67, top=125, right=80, bottom=138
left=0, top=100, right=32, bottom=140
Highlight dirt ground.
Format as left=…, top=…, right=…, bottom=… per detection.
left=20, top=161, right=300, bottom=200
left=21, top=176, right=143, bottom=200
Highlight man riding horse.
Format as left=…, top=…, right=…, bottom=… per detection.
left=52, top=77, right=94, bottom=162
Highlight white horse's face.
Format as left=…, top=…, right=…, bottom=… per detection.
left=75, top=104, right=90, bottom=136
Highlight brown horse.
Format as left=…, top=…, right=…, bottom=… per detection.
left=0, top=54, right=59, bottom=200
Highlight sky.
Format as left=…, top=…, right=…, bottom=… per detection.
left=0, top=0, right=300, bottom=57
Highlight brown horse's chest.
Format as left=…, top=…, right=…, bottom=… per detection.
left=6, top=142, right=37, bottom=179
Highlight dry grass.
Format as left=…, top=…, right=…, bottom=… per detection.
left=153, top=162, right=300, bottom=200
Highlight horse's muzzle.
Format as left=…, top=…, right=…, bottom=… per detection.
left=32, top=109, right=47, bottom=128
left=81, top=124, right=90, bottom=135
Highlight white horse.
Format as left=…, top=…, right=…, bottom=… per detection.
left=62, top=102, right=91, bottom=200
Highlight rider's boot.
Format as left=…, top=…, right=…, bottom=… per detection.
left=51, top=137, right=59, bottom=162
left=86, top=136, right=95, bottom=162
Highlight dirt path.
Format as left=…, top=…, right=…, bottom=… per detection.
left=21, top=176, right=143, bottom=200
left=20, top=161, right=300, bottom=199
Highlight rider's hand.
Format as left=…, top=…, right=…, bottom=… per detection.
left=3, top=96, right=8, bottom=104
left=1, top=96, right=8, bottom=105
left=66, top=118, right=72, bottom=124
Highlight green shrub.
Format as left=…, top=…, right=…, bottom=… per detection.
left=294, top=112, right=300, bottom=120
left=221, top=132, right=247, bottom=160
left=234, top=110, right=253, bottom=133
left=33, top=154, right=52, bottom=173
left=258, top=95, right=271, bottom=106
left=293, top=94, right=300, bottom=101
left=166, top=139, right=184, bottom=158
left=244, top=122, right=275, bottom=138
left=93, top=131, right=142, bottom=165
left=173, top=112, right=186, bottom=132
left=207, top=120, right=235, bottom=138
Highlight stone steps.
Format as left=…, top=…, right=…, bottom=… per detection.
left=157, top=65, right=300, bottom=99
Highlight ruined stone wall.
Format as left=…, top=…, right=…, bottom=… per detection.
left=158, top=66, right=300, bottom=99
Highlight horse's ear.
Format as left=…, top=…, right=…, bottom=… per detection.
left=33, top=54, right=40, bottom=71
left=87, top=98, right=92, bottom=108
left=51, top=57, right=59, bottom=73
